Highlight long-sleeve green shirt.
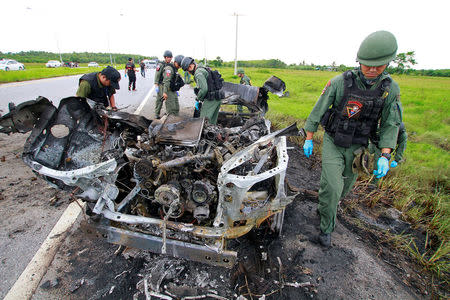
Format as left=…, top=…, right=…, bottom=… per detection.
left=304, top=69, right=402, bottom=149
left=240, top=74, right=251, bottom=85
left=162, top=65, right=176, bottom=94
left=194, top=64, right=209, bottom=101
left=394, top=125, right=407, bottom=162
left=154, top=62, right=166, bottom=85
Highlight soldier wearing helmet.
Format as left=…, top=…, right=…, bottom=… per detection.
left=154, top=50, right=173, bottom=119
left=181, top=57, right=223, bottom=124
left=302, top=31, right=403, bottom=247
left=236, top=68, right=252, bottom=113
left=159, top=54, right=185, bottom=116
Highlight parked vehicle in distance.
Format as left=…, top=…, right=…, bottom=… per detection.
left=143, top=59, right=157, bottom=69
left=46, top=60, right=62, bottom=68
left=0, top=59, right=25, bottom=71
left=88, top=62, right=99, bottom=67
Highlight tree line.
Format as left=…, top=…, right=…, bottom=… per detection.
left=2, top=51, right=449, bottom=77
left=206, top=52, right=449, bottom=77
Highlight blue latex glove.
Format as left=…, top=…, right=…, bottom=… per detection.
left=373, top=157, right=390, bottom=178
left=303, top=139, right=313, bottom=158
left=176, top=91, right=180, bottom=96
left=194, top=101, right=200, bottom=110
left=390, top=160, right=398, bottom=168
left=155, top=86, right=159, bottom=93
left=124, top=73, right=127, bottom=78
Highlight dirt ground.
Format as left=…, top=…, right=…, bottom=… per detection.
left=0, top=133, right=70, bottom=299
left=0, top=107, right=438, bottom=299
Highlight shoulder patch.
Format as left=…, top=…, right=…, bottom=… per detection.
left=321, top=81, right=331, bottom=95
left=156, top=65, right=161, bottom=71
left=165, top=68, right=172, bottom=77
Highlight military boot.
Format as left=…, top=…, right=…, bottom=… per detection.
left=318, top=232, right=331, bottom=247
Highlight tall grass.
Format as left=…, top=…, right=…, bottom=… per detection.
left=218, top=67, right=450, bottom=277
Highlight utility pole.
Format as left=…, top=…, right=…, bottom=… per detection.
left=233, top=12, right=240, bottom=75
left=55, top=34, right=63, bottom=64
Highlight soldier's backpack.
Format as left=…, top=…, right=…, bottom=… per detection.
left=170, top=72, right=185, bottom=92
left=199, top=67, right=225, bottom=100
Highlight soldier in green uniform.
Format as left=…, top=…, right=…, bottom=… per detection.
left=76, top=66, right=121, bottom=110
left=160, top=55, right=185, bottom=116
left=302, top=31, right=403, bottom=247
left=181, top=57, right=223, bottom=124
left=236, top=68, right=252, bottom=113
left=154, top=50, right=172, bottom=119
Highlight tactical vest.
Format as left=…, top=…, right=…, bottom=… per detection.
left=79, top=72, right=109, bottom=106
left=198, top=66, right=225, bottom=100
left=321, top=71, right=391, bottom=148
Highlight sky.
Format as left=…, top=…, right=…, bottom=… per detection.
left=2, top=0, right=449, bottom=69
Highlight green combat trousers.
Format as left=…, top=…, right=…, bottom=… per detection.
left=155, top=86, right=164, bottom=118
left=164, top=91, right=179, bottom=116
left=318, top=133, right=361, bottom=234
left=200, top=99, right=222, bottom=125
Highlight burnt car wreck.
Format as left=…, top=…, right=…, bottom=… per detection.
left=0, top=78, right=298, bottom=268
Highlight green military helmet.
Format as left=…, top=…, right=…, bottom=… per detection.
left=180, top=57, right=194, bottom=71
left=237, top=68, right=244, bottom=74
left=163, top=50, right=173, bottom=58
left=174, top=55, right=184, bottom=65
left=356, top=31, right=398, bottom=66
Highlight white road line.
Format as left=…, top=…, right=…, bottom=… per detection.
left=134, top=85, right=155, bottom=114
left=4, top=201, right=84, bottom=300
left=5, top=86, right=154, bottom=300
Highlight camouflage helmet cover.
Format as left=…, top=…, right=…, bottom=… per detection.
left=237, top=68, right=244, bottom=74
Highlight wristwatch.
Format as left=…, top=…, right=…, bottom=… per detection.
left=381, top=153, right=391, bottom=160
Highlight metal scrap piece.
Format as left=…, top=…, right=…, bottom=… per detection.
left=155, top=115, right=205, bottom=147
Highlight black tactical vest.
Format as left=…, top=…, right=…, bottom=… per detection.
left=198, top=67, right=225, bottom=100
left=79, top=73, right=109, bottom=106
left=321, top=71, right=391, bottom=148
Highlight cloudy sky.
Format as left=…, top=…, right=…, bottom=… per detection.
left=2, top=0, right=449, bottom=69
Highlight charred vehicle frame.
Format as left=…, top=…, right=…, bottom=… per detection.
left=0, top=77, right=299, bottom=268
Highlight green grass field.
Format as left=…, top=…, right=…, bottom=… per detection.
left=0, top=63, right=108, bottom=83
left=218, top=67, right=449, bottom=277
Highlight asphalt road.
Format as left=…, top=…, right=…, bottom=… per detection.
left=0, top=69, right=155, bottom=116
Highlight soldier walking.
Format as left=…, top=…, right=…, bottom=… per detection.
left=302, top=31, right=403, bottom=247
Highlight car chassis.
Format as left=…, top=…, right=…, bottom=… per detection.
left=0, top=78, right=298, bottom=268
